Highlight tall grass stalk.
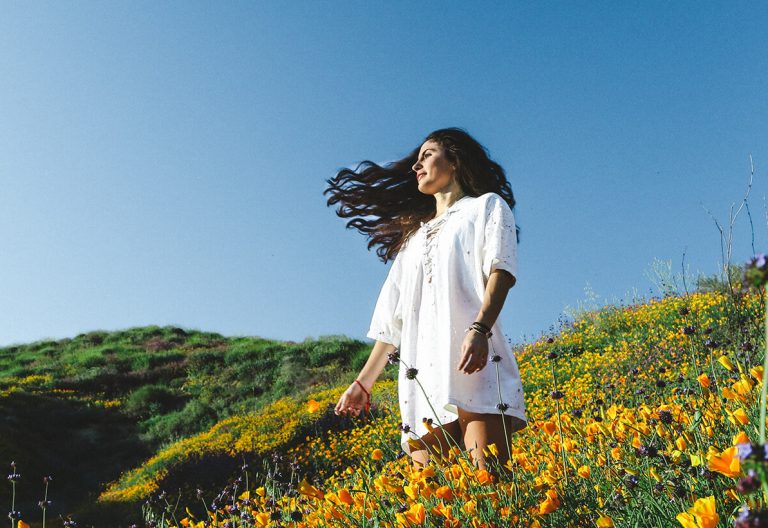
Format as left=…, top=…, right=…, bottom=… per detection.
left=549, top=362, right=568, bottom=487
left=760, top=284, right=768, bottom=444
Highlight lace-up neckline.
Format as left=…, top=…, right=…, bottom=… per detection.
left=420, top=195, right=470, bottom=283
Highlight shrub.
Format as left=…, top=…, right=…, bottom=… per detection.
left=124, top=385, right=187, bottom=419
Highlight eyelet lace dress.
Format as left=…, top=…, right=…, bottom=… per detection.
left=367, top=193, right=527, bottom=454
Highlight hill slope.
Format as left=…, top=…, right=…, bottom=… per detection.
left=100, top=288, right=766, bottom=528
left=0, top=328, right=374, bottom=526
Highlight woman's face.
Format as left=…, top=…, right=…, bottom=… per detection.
left=412, top=140, right=457, bottom=195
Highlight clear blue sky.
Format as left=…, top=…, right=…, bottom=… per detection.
left=1, top=1, right=767, bottom=347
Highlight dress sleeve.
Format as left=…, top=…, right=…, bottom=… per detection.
left=366, top=252, right=403, bottom=347
left=481, top=194, right=519, bottom=283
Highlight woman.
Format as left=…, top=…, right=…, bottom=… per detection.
left=326, top=128, right=527, bottom=472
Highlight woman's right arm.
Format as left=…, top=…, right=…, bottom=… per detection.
left=334, top=340, right=396, bottom=416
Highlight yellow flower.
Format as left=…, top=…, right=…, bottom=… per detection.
left=697, top=373, right=711, bottom=388
left=298, top=477, right=324, bottom=499
left=475, top=469, right=493, bottom=485
left=541, top=421, right=557, bottom=435
left=596, top=516, right=615, bottom=528
left=732, top=408, right=749, bottom=426
left=734, top=377, right=754, bottom=396
left=306, top=399, right=321, bottom=413
left=577, top=465, right=591, bottom=478
left=538, top=488, right=560, bottom=515
left=397, top=503, right=426, bottom=526
left=718, top=355, right=735, bottom=371
left=404, top=482, right=419, bottom=500
left=337, top=489, right=354, bottom=506
left=676, top=495, right=718, bottom=528
left=254, top=513, right=270, bottom=528
left=733, top=431, right=750, bottom=445
left=435, top=485, right=454, bottom=501
left=707, top=446, right=740, bottom=478
left=371, top=448, right=384, bottom=460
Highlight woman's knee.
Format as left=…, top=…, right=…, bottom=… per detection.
left=410, top=449, right=429, bottom=468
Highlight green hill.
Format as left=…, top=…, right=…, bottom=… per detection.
left=0, top=327, right=377, bottom=526
left=3, top=281, right=767, bottom=527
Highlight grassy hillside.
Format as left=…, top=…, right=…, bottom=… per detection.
left=93, top=286, right=766, bottom=528
left=3, top=283, right=767, bottom=527
left=0, top=328, right=375, bottom=526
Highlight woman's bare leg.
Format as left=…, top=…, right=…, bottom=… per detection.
left=410, top=419, right=462, bottom=469
left=458, top=408, right=527, bottom=473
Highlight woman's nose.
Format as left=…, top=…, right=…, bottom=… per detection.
left=412, top=160, right=421, bottom=172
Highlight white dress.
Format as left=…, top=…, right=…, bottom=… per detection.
left=366, top=192, right=527, bottom=454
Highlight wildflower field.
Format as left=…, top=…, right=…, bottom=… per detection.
left=6, top=277, right=768, bottom=527
left=110, top=285, right=768, bottom=527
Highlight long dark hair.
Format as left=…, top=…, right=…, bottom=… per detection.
left=324, top=127, right=519, bottom=263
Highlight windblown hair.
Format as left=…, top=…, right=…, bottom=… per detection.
left=324, top=127, right=519, bottom=263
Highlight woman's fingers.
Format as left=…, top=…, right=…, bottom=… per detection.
left=458, top=347, right=488, bottom=374
left=334, top=387, right=364, bottom=416
left=457, top=349, right=470, bottom=371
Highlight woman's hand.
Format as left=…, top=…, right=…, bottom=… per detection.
left=457, top=329, right=489, bottom=374
left=334, top=381, right=370, bottom=417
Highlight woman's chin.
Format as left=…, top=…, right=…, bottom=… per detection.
left=417, top=182, right=435, bottom=195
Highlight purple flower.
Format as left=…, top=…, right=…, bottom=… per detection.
left=736, top=442, right=768, bottom=461
left=737, top=469, right=761, bottom=494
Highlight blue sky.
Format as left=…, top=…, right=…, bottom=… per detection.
left=1, top=1, right=767, bottom=347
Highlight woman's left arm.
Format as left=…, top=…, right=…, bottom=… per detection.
left=457, top=269, right=516, bottom=374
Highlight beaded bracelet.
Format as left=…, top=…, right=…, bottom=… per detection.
left=466, top=322, right=493, bottom=339
left=354, top=379, right=371, bottom=412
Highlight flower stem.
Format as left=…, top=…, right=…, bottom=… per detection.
left=760, top=284, right=768, bottom=444
left=551, top=363, right=569, bottom=487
